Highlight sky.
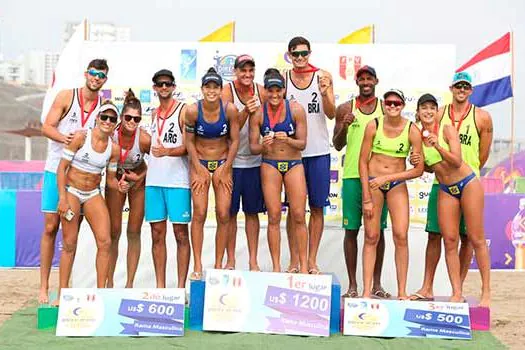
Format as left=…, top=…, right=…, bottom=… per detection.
left=1, top=0, right=523, bottom=139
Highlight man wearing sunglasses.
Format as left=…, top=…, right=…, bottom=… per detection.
left=333, top=66, right=390, bottom=299
left=284, top=36, right=336, bottom=275
left=409, top=71, right=494, bottom=301
left=145, top=69, right=191, bottom=289
left=40, top=58, right=108, bottom=304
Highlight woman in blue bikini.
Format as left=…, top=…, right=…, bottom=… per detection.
left=249, top=68, right=308, bottom=273
left=417, top=93, right=490, bottom=307
left=185, top=67, right=240, bottom=279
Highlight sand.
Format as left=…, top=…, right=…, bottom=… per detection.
left=0, top=269, right=522, bottom=348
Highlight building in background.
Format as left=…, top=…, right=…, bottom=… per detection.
left=63, top=21, right=131, bottom=44
left=23, top=51, right=59, bottom=87
left=0, top=57, right=24, bottom=84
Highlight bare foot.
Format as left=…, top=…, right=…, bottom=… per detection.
left=51, top=298, right=60, bottom=307
left=284, top=265, right=299, bottom=273
left=397, top=294, right=409, bottom=301
left=449, top=295, right=465, bottom=303
left=249, top=264, right=261, bottom=272
left=224, top=260, right=236, bottom=270
left=479, top=294, right=490, bottom=308
left=361, top=293, right=372, bottom=299
left=39, top=288, right=49, bottom=304
left=106, top=281, right=114, bottom=288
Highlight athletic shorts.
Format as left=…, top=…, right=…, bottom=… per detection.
left=145, top=186, right=191, bottom=223
left=302, top=154, right=330, bottom=208
left=342, top=178, right=388, bottom=230
left=426, top=184, right=467, bottom=236
left=41, top=171, right=59, bottom=213
left=231, top=167, right=265, bottom=215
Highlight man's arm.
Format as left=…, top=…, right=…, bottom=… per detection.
left=333, top=101, right=353, bottom=151
left=477, top=108, right=493, bottom=169
left=249, top=108, right=264, bottom=155
left=223, top=103, right=240, bottom=167
left=319, top=70, right=336, bottom=119
left=42, top=89, right=74, bottom=143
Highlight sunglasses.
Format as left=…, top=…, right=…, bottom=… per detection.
left=290, top=50, right=310, bottom=58
left=453, top=83, right=472, bottom=90
left=123, top=115, right=142, bottom=123
left=87, top=69, right=107, bottom=79
left=384, top=100, right=404, bottom=107
left=155, top=81, right=175, bottom=88
left=99, top=114, right=118, bottom=123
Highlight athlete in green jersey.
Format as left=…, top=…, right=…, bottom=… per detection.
left=333, top=66, right=389, bottom=299
left=417, top=93, right=490, bottom=306
left=359, top=89, right=424, bottom=299
left=410, top=73, right=493, bottom=303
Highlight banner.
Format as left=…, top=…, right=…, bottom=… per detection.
left=203, top=269, right=332, bottom=336
left=343, top=298, right=471, bottom=340
left=56, top=288, right=185, bottom=336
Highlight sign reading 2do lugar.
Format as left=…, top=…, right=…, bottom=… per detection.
left=203, top=269, right=332, bottom=337
left=56, top=288, right=185, bottom=336
left=343, top=298, right=472, bottom=340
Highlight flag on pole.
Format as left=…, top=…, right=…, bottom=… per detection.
left=456, top=32, right=513, bottom=107
left=40, top=19, right=87, bottom=122
left=338, top=25, right=374, bottom=44
left=199, top=21, right=235, bottom=42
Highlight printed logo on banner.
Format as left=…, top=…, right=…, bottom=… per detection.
left=272, top=52, right=292, bottom=75
left=181, top=49, right=197, bottom=81
left=140, top=90, right=151, bottom=103
left=213, top=51, right=237, bottom=81
left=330, top=170, right=339, bottom=183
left=339, top=56, right=362, bottom=80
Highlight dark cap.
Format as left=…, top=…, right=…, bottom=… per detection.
left=383, top=88, right=405, bottom=102
left=417, top=93, right=438, bottom=107
left=202, top=71, right=223, bottom=87
left=264, top=75, right=285, bottom=89
left=356, top=65, right=377, bottom=79
left=152, top=69, right=175, bottom=83
left=234, top=54, right=255, bottom=69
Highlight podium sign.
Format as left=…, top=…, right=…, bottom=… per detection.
left=56, top=288, right=185, bottom=336
left=343, top=298, right=472, bottom=340
left=203, top=269, right=332, bottom=337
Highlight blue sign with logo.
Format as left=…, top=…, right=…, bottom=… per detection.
left=181, top=49, right=197, bottom=82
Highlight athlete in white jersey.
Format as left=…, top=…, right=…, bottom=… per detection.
left=55, top=101, right=127, bottom=304
left=221, top=54, right=266, bottom=271
left=39, top=58, right=107, bottom=304
left=284, top=37, right=336, bottom=275
left=145, top=69, right=191, bottom=289
left=105, top=90, right=151, bottom=288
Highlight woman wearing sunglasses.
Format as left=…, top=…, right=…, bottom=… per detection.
left=185, top=67, right=240, bottom=280
left=105, top=90, right=151, bottom=288
left=359, top=89, right=424, bottom=300
left=416, top=93, right=490, bottom=306
left=55, top=101, right=127, bottom=303
left=249, top=68, right=308, bottom=273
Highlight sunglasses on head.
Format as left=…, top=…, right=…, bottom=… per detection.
left=453, top=83, right=472, bottom=90
left=123, top=115, right=142, bottom=123
left=384, top=100, right=404, bottom=107
left=290, top=50, right=310, bottom=58
left=99, top=114, right=118, bottom=123
left=87, top=69, right=107, bottom=79
left=155, top=81, right=175, bottom=88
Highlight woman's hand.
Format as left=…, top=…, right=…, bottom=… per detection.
left=215, top=164, right=233, bottom=193
left=57, top=197, right=70, bottom=218
left=369, top=176, right=389, bottom=191
left=362, top=199, right=374, bottom=220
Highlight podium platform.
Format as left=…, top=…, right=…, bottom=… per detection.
left=189, top=272, right=341, bottom=335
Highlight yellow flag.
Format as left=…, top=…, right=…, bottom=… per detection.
left=199, top=21, right=235, bottom=42
left=338, top=25, right=374, bottom=44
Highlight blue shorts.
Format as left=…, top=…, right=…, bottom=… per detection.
left=231, top=167, right=265, bottom=215
left=302, top=154, right=330, bottom=208
left=440, top=172, right=476, bottom=199
left=145, top=186, right=191, bottom=223
left=41, top=171, right=59, bottom=213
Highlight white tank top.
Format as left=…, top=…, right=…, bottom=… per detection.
left=44, top=88, right=101, bottom=173
left=285, top=70, right=330, bottom=157
left=145, top=102, right=190, bottom=188
left=229, top=81, right=262, bottom=168
left=70, top=129, right=112, bottom=174
left=112, top=128, right=144, bottom=170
